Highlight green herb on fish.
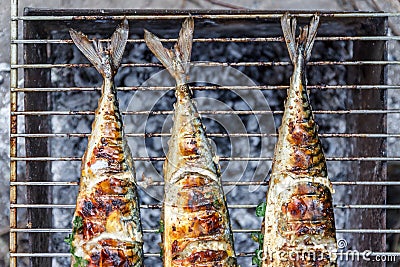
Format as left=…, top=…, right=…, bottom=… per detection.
left=255, top=202, right=266, bottom=217
left=251, top=232, right=264, bottom=244
left=253, top=203, right=265, bottom=266
left=73, top=256, right=89, bottom=267
left=158, top=219, right=164, bottom=233
left=73, top=216, right=83, bottom=233
left=64, top=233, right=88, bottom=267
left=252, top=248, right=263, bottom=266
left=64, top=233, right=73, bottom=246
left=251, top=232, right=264, bottom=266
left=213, top=198, right=222, bottom=209
left=64, top=216, right=87, bottom=266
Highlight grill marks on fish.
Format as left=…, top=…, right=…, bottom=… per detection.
left=262, top=14, right=337, bottom=267
left=163, top=172, right=235, bottom=266
left=279, top=183, right=335, bottom=238
left=77, top=189, right=133, bottom=240
left=174, top=249, right=230, bottom=266
left=283, top=75, right=327, bottom=177
left=89, top=239, right=142, bottom=267
left=271, top=182, right=337, bottom=266
left=87, top=95, right=126, bottom=173
left=166, top=173, right=227, bottom=231
left=68, top=19, right=143, bottom=267
left=144, top=17, right=237, bottom=267
left=287, top=119, right=327, bottom=177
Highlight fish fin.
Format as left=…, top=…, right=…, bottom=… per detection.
left=143, top=29, right=176, bottom=74
left=69, top=18, right=129, bottom=77
left=111, top=18, right=129, bottom=70
left=281, top=13, right=297, bottom=63
left=69, top=28, right=103, bottom=72
left=281, top=13, right=320, bottom=63
left=144, top=16, right=194, bottom=85
left=300, top=14, right=320, bottom=62
left=175, top=17, right=194, bottom=70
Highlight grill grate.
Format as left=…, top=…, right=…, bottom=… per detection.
left=8, top=2, right=400, bottom=267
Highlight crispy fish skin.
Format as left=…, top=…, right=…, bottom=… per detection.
left=68, top=19, right=143, bottom=267
left=262, top=14, right=337, bottom=267
left=144, top=17, right=238, bottom=267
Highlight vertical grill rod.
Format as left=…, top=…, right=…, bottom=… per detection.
left=9, top=1, right=18, bottom=267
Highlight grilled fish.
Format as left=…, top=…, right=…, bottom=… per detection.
left=261, top=14, right=337, bottom=266
left=66, top=19, right=144, bottom=267
left=144, top=17, right=238, bottom=267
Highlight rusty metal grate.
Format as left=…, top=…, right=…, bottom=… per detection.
left=9, top=1, right=400, bottom=267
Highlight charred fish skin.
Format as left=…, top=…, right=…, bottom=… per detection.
left=144, top=17, right=238, bottom=267
left=262, top=14, right=337, bottom=267
left=67, top=19, right=144, bottom=267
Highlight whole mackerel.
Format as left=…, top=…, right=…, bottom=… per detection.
left=67, top=19, right=144, bottom=266
left=144, top=17, right=238, bottom=267
left=261, top=14, right=337, bottom=266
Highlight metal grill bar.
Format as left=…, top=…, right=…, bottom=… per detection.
left=9, top=181, right=400, bottom=186
left=9, top=204, right=400, bottom=209
left=9, top=253, right=161, bottom=258
left=10, top=251, right=400, bottom=257
left=9, top=0, right=18, bottom=266
left=10, top=60, right=400, bottom=68
left=9, top=228, right=400, bottom=234
left=10, top=35, right=400, bottom=44
left=10, top=109, right=400, bottom=115
left=10, top=85, right=400, bottom=92
left=9, top=133, right=400, bottom=138
left=8, top=12, right=400, bottom=21
left=9, top=156, right=399, bottom=161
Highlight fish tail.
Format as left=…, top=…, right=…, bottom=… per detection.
left=69, top=18, right=129, bottom=78
left=281, top=13, right=320, bottom=63
left=144, top=16, right=194, bottom=85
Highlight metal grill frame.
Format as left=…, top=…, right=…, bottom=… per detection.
left=8, top=2, right=400, bottom=267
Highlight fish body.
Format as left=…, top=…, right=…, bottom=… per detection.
left=144, top=18, right=238, bottom=267
left=261, top=14, right=337, bottom=267
left=68, top=19, right=144, bottom=267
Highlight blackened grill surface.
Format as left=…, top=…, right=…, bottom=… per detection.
left=10, top=9, right=390, bottom=267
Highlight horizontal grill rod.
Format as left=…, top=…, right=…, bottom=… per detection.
left=10, top=109, right=400, bottom=115
left=10, top=12, right=400, bottom=21
left=10, top=60, right=400, bottom=69
left=8, top=252, right=159, bottom=258
left=10, top=133, right=400, bottom=138
left=10, top=252, right=400, bottom=259
left=10, top=204, right=400, bottom=209
left=9, top=228, right=261, bottom=233
left=10, top=35, right=400, bottom=44
left=11, top=85, right=400, bottom=92
left=10, top=181, right=400, bottom=186
left=9, top=228, right=400, bottom=234
left=9, top=156, right=399, bottom=161
left=10, top=251, right=400, bottom=258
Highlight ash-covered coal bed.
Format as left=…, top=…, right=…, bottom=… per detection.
left=47, top=28, right=355, bottom=267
